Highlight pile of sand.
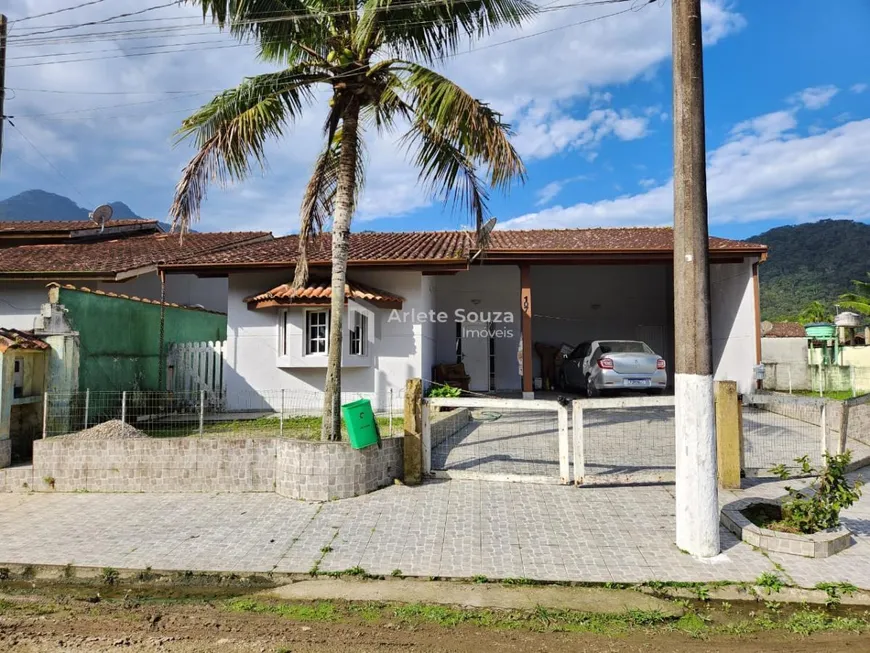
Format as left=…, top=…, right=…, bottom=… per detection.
left=60, top=419, right=149, bottom=441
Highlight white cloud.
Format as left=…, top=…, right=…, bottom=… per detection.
left=503, top=111, right=870, bottom=230
left=536, top=181, right=565, bottom=206
left=789, top=85, right=839, bottom=110
left=0, top=0, right=745, bottom=232
left=639, top=178, right=657, bottom=189
left=851, top=83, right=868, bottom=94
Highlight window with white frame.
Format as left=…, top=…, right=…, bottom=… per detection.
left=305, top=309, right=329, bottom=355
left=349, top=310, right=368, bottom=356
left=280, top=310, right=289, bottom=356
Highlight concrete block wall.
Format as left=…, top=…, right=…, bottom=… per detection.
left=33, top=438, right=277, bottom=493
left=0, top=439, right=9, bottom=469
left=276, top=438, right=403, bottom=501
left=430, top=408, right=471, bottom=448
left=12, top=436, right=403, bottom=500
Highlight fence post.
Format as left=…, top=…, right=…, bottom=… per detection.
left=199, top=389, right=205, bottom=436
left=42, top=392, right=49, bottom=439
left=820, top=403, right=827, bottom=459
left=83, top=388, right=90, bottom=430
left=838, top=402, right=850, bottom=456
left=403, top=378, right=423, bottom=485
left=851, top=366, right=857, bottom=399
left=572, top=403, right=585, bottom=485
left=280, top=389, right=285, bottom=438
left=714, top=381, right=742, bottom=489
left=788, top=367, right=792, bottom=395
left=820, top=364, right=825, bottom=398
left=557, top=404, right=570, bottom=485
left=120, top=391, right=127, bottom=424
left=389, top=388, right=394, bottom=438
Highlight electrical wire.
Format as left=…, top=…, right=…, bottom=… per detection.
left=7, top=1, right=655, bottom=120
left=10, top=1, right=183, bottom=38
left=6, top=0, right=649, bottom=71
left=9, top=0, right=115, bottom=24
left=5, top=118, right=91, bottom=205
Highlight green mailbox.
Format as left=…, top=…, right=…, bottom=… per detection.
left=341, top=398, right=381, bottom=450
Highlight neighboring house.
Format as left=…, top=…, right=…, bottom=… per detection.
left=162, top=227, right=767, bottom=407
left=761, top=322, right=809, bottom=391
left=39, top=284, right=227, bottom=393
left=0, top=220, right=271, bottom=330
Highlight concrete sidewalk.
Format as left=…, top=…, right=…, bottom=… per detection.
left=0, top=471, right=868, bottom=588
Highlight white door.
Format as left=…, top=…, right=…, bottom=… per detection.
left=461, top=320, right=490, bottom=392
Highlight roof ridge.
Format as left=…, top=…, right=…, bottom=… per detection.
left=47, top=283, right=226, bottom=315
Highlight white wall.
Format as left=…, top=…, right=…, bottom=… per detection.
left=433, top=265, right=522, bottom=391
left=710, top=260, right=758, bottom=394
left=224, top=269, right=427, bottom=411
left=762, top=338, right=810, bottom=390
left=0, top=273, right=228, bottom=332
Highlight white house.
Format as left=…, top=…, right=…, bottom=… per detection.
left=0, top=220, right=271, bottom=330
left=162, top=227, right=767, bottom=409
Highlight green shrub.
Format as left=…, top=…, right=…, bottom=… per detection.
left=770, top=452, right=863, bottom=534
left=427, top=384, right=462, bottom=398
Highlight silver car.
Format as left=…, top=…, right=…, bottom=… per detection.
left=560, top=340, right=667, bottom=397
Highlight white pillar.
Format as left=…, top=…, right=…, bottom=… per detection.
left=675, top=373, right=720, bottom=557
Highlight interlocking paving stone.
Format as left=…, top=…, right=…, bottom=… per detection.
left=1, top=470, right=868, bottom=587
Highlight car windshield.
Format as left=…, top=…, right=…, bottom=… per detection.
left=598, top=341, right=651, bottom=354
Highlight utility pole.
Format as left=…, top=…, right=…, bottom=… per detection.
left=672, top=0, right=720, bottom=558
left=0, top=14, right=7, bottom=174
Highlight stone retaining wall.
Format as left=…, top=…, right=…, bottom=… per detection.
left=430, top=408, right=471, bottom=447
left=0, top=439, right=10, bottom=469
left=2, top=436, right=403, bottom=500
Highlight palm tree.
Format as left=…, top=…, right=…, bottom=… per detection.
left=839, top=273, right=870, bottom=315
left=170, top=0, right=533, bottom=440
left=797, top=300, right=831, bottom=325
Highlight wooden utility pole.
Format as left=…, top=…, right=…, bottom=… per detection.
left=672, top=0, right=720, bottom=558
left=0, top=14, right=7, bottom=174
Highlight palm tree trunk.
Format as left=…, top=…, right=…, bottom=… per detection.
left=321, top=101, right=360, bottom=441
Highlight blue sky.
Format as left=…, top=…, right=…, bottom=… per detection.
left=1, top=0, right=869, bottom=240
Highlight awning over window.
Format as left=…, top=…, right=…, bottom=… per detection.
left=245, top=278, right=404, bottom=309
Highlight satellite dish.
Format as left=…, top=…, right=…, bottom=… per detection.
left=476, top=216, right=497, bottom=248
left=89, top=204, right=114, bottom=230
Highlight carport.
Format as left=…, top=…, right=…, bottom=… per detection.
left=431, top=227, right=767, bottom=399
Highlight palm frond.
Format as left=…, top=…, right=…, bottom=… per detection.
left=170, top=67, right=320, bottom=233
left=356, top=0, right=537, bottom=63
left=838, top=273, right=870, bottom=316
left=361, top=70, right=411, bottom=133
left=402, top=62, right=525, bottom=189
left=401, top=119, right=489, bottom=227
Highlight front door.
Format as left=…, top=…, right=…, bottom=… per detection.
left=461, top=320, right=490, bottom=392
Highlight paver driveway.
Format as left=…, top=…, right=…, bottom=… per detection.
left=1, top=469, right=869, bottom=588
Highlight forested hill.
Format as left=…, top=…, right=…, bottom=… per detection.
left=752, top=219, right=870, bottom=321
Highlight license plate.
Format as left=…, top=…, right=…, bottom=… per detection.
left=625, top=379, right=650, bottom=387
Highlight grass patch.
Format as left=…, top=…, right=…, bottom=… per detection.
left=226, top=598, right=339, bottom=622
left=743, top=503, right=802, bottom=534
left=142, top=415, right=403, bottom=440
left=792, top=390, right=865, bottom=401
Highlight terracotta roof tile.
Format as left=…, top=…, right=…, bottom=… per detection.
left=0, top=231, right=271, bottom=276
left=0, top=219, right=158, bottom=234
left=763, top=322, right=806, bottom=338
left=168, top=231, right=471, bottom=268
left=488, top=227, right=765, bottom=252
left=0, top=328, right=50, bottom=353
left=50, top=283, right=226, bottom=315
left=245, top=278, right=404, bottom=308
left=164, top=227, right=765, bottom=269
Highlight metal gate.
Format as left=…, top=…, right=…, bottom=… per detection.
left=424, top=397, right=570, bottom=484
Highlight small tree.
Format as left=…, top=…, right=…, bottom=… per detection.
left=839, top=272, right=870, bottom=316
left=770, top=452, right=863, bottom=534
left=797, top=300, right=832, bottom=325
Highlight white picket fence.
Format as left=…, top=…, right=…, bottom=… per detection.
left=166, top=341, right=226, bottom=405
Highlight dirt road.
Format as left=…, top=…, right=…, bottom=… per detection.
left=1, top=581, right=868, bottom=652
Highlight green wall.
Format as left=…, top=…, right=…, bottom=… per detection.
left=58, top=287, right=227, bottom=392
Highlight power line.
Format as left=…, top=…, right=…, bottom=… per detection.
left=11, top=1, right=182, bottom=38
left=6, top=1, right=645, bottom=70
left=10, top=0, right=115, bottom=25
left=5, top=118, right=90, bottom=204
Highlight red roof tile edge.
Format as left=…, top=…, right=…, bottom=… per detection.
left=48, top=283, right=226, bottom=316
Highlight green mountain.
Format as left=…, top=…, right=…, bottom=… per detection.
left=0, top=189, right=172, bottom=230
left=752, top=219, right=870, bottom=321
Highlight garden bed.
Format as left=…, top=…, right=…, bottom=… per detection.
left=721, top=498, right=853, bottom=558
